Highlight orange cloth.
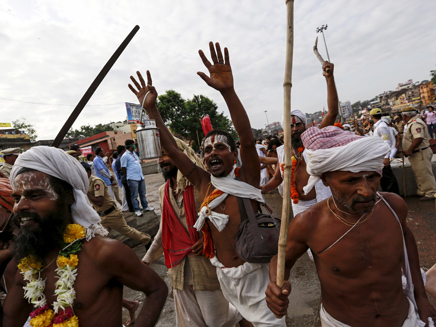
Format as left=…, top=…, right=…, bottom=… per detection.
left=0, top=178, right=14, bottom=211
left=200, top=188, right=224, bottom=259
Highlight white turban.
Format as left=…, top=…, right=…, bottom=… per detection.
left=281, top=109, right=307, bottom=129
left=301, top=126, right=390, bottom=195
left=10, top=146, right=108, bottom=240
left=291, top=109, right=307, bottom=125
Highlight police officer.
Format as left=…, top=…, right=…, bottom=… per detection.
left=401, top=106, right=436, bottom=200
left=81, top=162, right=152, bottom=246
left=0, top=148, right=20, bottom=178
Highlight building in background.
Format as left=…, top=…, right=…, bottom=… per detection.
left=71, top=131, right=132, bottom=156
left=340, top=101, right=352, bottom=119
left=420, top=82, right=435, bottom=106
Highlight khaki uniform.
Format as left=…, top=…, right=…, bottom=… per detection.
left=88, top=175, right=150, bottom=244
left=403, top=115, right=436, bottom=197
left=0, top=163, right=12, bottom=178
left=395, top=120, right=405, bottom=135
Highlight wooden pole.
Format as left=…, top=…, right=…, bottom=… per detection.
left=402, top=151, right=407, bottom=197
left=277, top=0, right=294, bottom=289
left=51, top=25, right=140, bottom=148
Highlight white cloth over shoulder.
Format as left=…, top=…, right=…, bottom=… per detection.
left=194, top=168, right=264, bottom=232
left=303, top=137, right=390, bottom=195
left=10, top=146, right=107, bottom=240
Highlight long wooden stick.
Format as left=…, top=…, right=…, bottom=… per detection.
left=277, top=0, right=294, bottom=289
left=51, top=25, right=140, bottom=148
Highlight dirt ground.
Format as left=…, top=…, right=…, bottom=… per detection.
left=118, top=173, right=436, bottom=326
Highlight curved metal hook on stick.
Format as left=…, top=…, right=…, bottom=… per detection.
left=313, top=36, right=330, bottom=73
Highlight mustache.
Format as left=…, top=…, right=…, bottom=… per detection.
left=351, top=195, right=376, bottom=204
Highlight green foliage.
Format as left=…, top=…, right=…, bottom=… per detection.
left=12, top=118, right=37, bottom=142
left=156, top=90, right=236, bottom=151
left=66, top=123, right=115, bottom=138
left=351, top=100, right=370, bottom=112
left=430, top=69, right=436, bottom=85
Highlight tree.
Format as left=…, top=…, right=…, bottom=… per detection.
left=66, top=123, right=115, bottom=138
left=156, top=91, right=236, bottom=151
left=430, top=69, right=436, bottom=85
left=12, top=118, right=37, bottom=142
left=156, top=90, right=186, bottom=124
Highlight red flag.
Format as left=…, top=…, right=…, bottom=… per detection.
left=312, top=118, right=315, bottom=127
left=201, top=115, right=213, bottom=136
left=322, top=106, right=325, bottom=117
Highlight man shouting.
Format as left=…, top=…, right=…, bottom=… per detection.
left=129, top=42, right=284, bottom=326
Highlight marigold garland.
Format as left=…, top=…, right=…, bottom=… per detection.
left=18, top=255, right=43, bottom=272
left=334, top=122, right=344, bottom=129
left=63, top=224, right=86, bottom=243
left=18, top=224, right=84, bottom=327
left=281, top=146, right=304, bottom=204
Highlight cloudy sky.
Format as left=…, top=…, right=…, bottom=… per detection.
left=1, top=0, right=435, bottom=140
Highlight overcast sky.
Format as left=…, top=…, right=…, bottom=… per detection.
left=1, top=0, right=435, bottom=140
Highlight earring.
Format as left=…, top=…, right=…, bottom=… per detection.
left=234, top=160, right=237, bottom=164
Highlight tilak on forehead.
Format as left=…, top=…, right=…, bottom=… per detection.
left=204, top=134, right=231, bottom=152
left=14, top=171, right=59, bottom=201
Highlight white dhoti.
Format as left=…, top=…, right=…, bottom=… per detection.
left=320, top=298, right=433, bottom=327
left=210, top=257, right=286, bottom=327
left=173, top=260, right=241, bottom=327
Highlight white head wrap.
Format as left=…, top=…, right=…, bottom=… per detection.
left=280, top=109, right=307, bottom=129
left=301, top=126, right=390, bottom=195
left=10, top=146, right=108, bottom=240
left=291, top=109, right=307, bottom=125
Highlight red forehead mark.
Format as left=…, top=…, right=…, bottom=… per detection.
left=292, top=116, right=296, bottom=124
left=211, top=135, right=215, bottom=143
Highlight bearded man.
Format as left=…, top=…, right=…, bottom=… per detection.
left=261, top=62, right=338, bottom=216
left=1, top=146, right=167, bottom=327
left=129, top=42, right=284, bottom=326
left=266, top=126, right=436, bottom=327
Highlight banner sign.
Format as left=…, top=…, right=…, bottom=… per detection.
left=0, top=123, right=12, bottom=127
left=80, top=146, right=93, bottom=156
left=126, top=102, right=148, bottom=124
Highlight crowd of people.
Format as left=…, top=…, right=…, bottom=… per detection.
left=0, top=41, right=435, bottom=327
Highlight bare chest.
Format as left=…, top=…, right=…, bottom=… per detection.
left=311, top=211, right=404, bottom=277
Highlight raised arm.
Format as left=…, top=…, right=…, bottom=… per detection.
left=319, top=62, right=339, bottom=128
left=128, top=71, right=209, bottom=188
left=197, top=42, right=259, bottom=187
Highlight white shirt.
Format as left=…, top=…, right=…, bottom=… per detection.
left=373, top=120, right=393, bottom=159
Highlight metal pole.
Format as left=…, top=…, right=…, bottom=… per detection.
left=264, top=110, right=270, bottom=126
left=321, top=30, right=331, bottom=62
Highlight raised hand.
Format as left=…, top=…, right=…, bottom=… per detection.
left=197, top=42, right=233, bottom=92
left=128, top=70, right=158, bottom=110
left=322, top=61, right=334, bottom=78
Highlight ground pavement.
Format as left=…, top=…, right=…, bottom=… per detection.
left=117, top=173, right=436, bottom=327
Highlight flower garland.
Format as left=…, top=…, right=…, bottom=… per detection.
left=281, top=146, right=304, bottom=204
left=18, top=224, right=85, bottom=327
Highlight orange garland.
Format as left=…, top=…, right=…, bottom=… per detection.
left=334, top=122, right=344, bottom=129
left=281, top=146, right=304, bottom=204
